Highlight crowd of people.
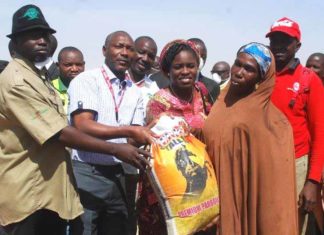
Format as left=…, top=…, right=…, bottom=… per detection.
left=1, top=4, right=324, bottom=235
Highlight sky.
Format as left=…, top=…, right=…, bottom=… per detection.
left=1, top=0, right=324, bottom=75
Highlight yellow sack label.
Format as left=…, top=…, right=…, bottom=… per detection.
left=148, top=116, right=219, bottom=235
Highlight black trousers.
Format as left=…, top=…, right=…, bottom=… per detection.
left=72, top=161, right=128, bottom=235
left=4, top=209, right=67, bottom=235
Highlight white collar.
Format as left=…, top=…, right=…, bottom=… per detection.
left=102, top=63, right=132, bottom=86
left=134, top=74, right=153, bottom=85
left=34, top=57, right=53, bottom=70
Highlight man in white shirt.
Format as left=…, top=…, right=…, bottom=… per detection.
left=129, top=36, right=159, bottom=112
left=68, top=31, right=151, bottom=235
left=127, top=36, right=160, bottom=234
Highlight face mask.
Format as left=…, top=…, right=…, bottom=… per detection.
left=212, top=73, right=222, bottom=84
left=198, top=57, right=205, bottom=71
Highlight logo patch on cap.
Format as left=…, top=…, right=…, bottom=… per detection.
left=23, top=7, right=40, bottom=20
left=272, top=19, right=293, bottom=28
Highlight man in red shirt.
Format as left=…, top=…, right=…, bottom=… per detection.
left=267, top=17, right=324, bottom=234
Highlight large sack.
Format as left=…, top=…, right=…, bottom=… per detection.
left=148, top=115, right=219, bottom=235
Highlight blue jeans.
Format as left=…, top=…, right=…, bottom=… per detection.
left=72, top=161, right=127, bottom=235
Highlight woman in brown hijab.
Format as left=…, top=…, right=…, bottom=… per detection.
left=202, top=43, right=298, bottom=235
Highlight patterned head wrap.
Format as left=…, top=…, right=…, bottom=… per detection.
left=238, top=42, right=272, bottom=77
left=159, top=39, right=199, bottom=76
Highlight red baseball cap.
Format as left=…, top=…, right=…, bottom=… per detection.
left=266, top=17, right=301, bottom=41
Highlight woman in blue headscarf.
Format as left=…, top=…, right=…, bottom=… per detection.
left=202, top=43, right=298, bottom=235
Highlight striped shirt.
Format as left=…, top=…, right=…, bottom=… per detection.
left=68, top=64, right=144, bottom=166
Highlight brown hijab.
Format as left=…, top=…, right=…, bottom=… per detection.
left=202, top=43, right=298, bottom=235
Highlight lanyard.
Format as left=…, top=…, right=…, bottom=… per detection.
left=101, top=66, right=127, bottom=122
